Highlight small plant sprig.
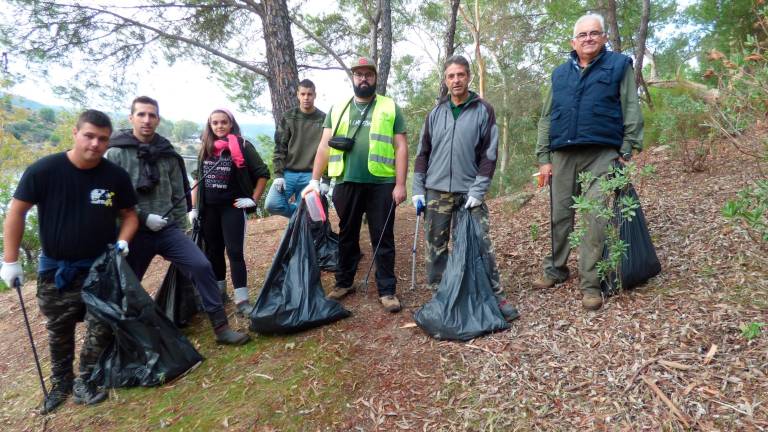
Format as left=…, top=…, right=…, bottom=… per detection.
left=740, top=322, right=766, bottom=341
left=722, top=179, right=768, bottom=245
left=568, top=162, right=650, bottom=291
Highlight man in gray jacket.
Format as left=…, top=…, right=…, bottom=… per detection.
left=105, top=96, right=250, bottom=345
left=413, top=55, right=518, bottom=321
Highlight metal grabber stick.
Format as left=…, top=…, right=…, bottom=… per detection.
left=410, top=202, right=424, bottom=291
left=360, top=201, right=396, bottom=293
left=14, top=278, right=48, bottom=400
left=162, top=156, right=224, bottom=219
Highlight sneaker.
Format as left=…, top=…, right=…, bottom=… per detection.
left=40, top=379, right=73, bottom=414
left=72, top=376, right=107, bottom=406
left=582, top=291, right=603, bottom=311
left=235, top=301, right=252, bottom=318
left=215, top=326, right=251, bottom=345
left=531, top=276, right=557, bottom=289
left=379, top=295, right=401, bottom=313
left=495, top=294, right=520, bottom=321
left=327, top=285, right=353, bottom=300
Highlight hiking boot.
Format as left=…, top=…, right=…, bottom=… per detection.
left=72, top=376, right=107, bottom=406
left=235, top=301, right=253, bottom=318
left=582, top=291, right=603, bottom=311
left=40, top=379, right=73, bottom=414
left=215, top=326, right=251, bottom=345
left=495, top=294, right=520, bottom=321
left=532, top=276, right=557, bottom=289
left=327, top=285, right=353, bottom=300
left=379, top=295, right=401, bottom=313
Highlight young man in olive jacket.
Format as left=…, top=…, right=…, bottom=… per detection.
left=105, top=96, right=250, bottom=345
left=266, top=79, right=327, bottom=217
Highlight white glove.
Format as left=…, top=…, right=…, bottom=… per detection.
left=234, top=197, right=257, bottom=209
left=115, top=240, right=129, bottom=257
left=187, top=209, right=198, bottom=225
left=273, top=178, right=286, bottom=193
left=319, top=182, right=330, bottom=196
left=465, top=196, right=482, bottom=209
left=412, top=195, right=425, bottom=209
left=0, top=261, right=23, bottom=288
left=146, top=213, right=168, bottom=231
left=301, top=179, right=320, bottom=198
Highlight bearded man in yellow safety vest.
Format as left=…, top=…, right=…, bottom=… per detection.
left=302, top=56, right=408, bottom=313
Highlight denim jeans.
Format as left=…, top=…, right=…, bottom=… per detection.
left=265, top=170, right=312, bottom=218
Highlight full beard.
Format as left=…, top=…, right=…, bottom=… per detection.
left=353, top=83, right=376, bottom=98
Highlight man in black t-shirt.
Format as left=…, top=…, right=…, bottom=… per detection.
left=1, top=110, right=139, bottom=414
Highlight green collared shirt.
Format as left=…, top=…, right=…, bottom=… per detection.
left=535, top=52, right=644, bottom=165
left=449, top=92, right=476, bottom=120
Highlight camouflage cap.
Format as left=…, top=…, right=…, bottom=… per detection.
left=350, top=56, right=377, bottom=74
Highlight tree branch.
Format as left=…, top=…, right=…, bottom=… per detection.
left=41, top=2, right=271, bottom=78
left=289, top=14, right=350, bottom=78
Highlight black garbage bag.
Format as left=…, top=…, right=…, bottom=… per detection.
left=414, top=208, right=510, bottom=341
left=82, top=247, right=204, bottom=388
left=601, top=183, right=662, bottom=295
left=250, top=203, right=351, bottom=334
left=155, top=220, right=204, bottom=327
left=312, top=195, right=339, bottom=272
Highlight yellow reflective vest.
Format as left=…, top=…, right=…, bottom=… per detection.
left=328, top=95, right=396, bottom=178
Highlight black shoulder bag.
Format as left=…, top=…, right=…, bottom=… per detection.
left=328, top=97, right=374, bottom=152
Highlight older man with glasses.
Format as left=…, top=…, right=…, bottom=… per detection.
left=532, top=13, right=644, bottom=310
left=303, top=56, right=408, bottom=313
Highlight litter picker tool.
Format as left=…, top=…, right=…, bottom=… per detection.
left=360, top=201, right=396, bottom=294
left=162, top=156, right=224, bottom=219
left=410, top=201, right=424, bottom=291
left=14, top=278, right=48, bottom=400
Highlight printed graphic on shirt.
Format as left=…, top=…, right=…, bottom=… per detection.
left=351, top=119, right=372, bottom=128
left=203, top=156, right=233, bottom=190
left=90, top=189, right=115, bottom=207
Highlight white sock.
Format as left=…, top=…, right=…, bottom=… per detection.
left=234, top=287, right=249, bottom=304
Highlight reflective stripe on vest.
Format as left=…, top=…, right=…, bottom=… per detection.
left=327, top=95, right=397, bottom=178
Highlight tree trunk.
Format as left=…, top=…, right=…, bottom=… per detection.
left=606, top=0, right=622, bottom=52
left=377, top=0, right=392, bottom=95
left=460, top=0, right=485, bottom=98
left=260, top=0, right=299, bottom=127
left=439, top=0, right=461, bottom=100
left=635, top=0, right=652, bottom=106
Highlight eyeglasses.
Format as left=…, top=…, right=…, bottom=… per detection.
left=574, top=30, right=605, bottom=41
left=352, top=71, right=375, bottom=80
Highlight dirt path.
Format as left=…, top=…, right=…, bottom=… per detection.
left=0, top=141, right=766, bottom=430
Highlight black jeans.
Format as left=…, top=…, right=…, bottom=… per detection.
left=127, top=226, right=224, bottom=315
left=201, top=204, right=248, bottom=288
left=332, top=182, right=396, bottom=296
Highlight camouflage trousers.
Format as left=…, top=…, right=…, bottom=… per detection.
left=36, top=270, right=113, bottom=384
left=424, top=190, right=502, bottom=294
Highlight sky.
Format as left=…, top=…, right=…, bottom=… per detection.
left=9, top=59, right=349, bottom=125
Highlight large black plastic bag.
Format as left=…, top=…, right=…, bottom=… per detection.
left=155, top=220, right=204, bottom=327
left=414, top=208, right=509, bottom=341
left=82, top=247, right=204, bottom=387
left=601, top=183, right=662, bottom=295
left=312, top=195, right=339, bottom=272
left=250, top=204, right=350, bottom=334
